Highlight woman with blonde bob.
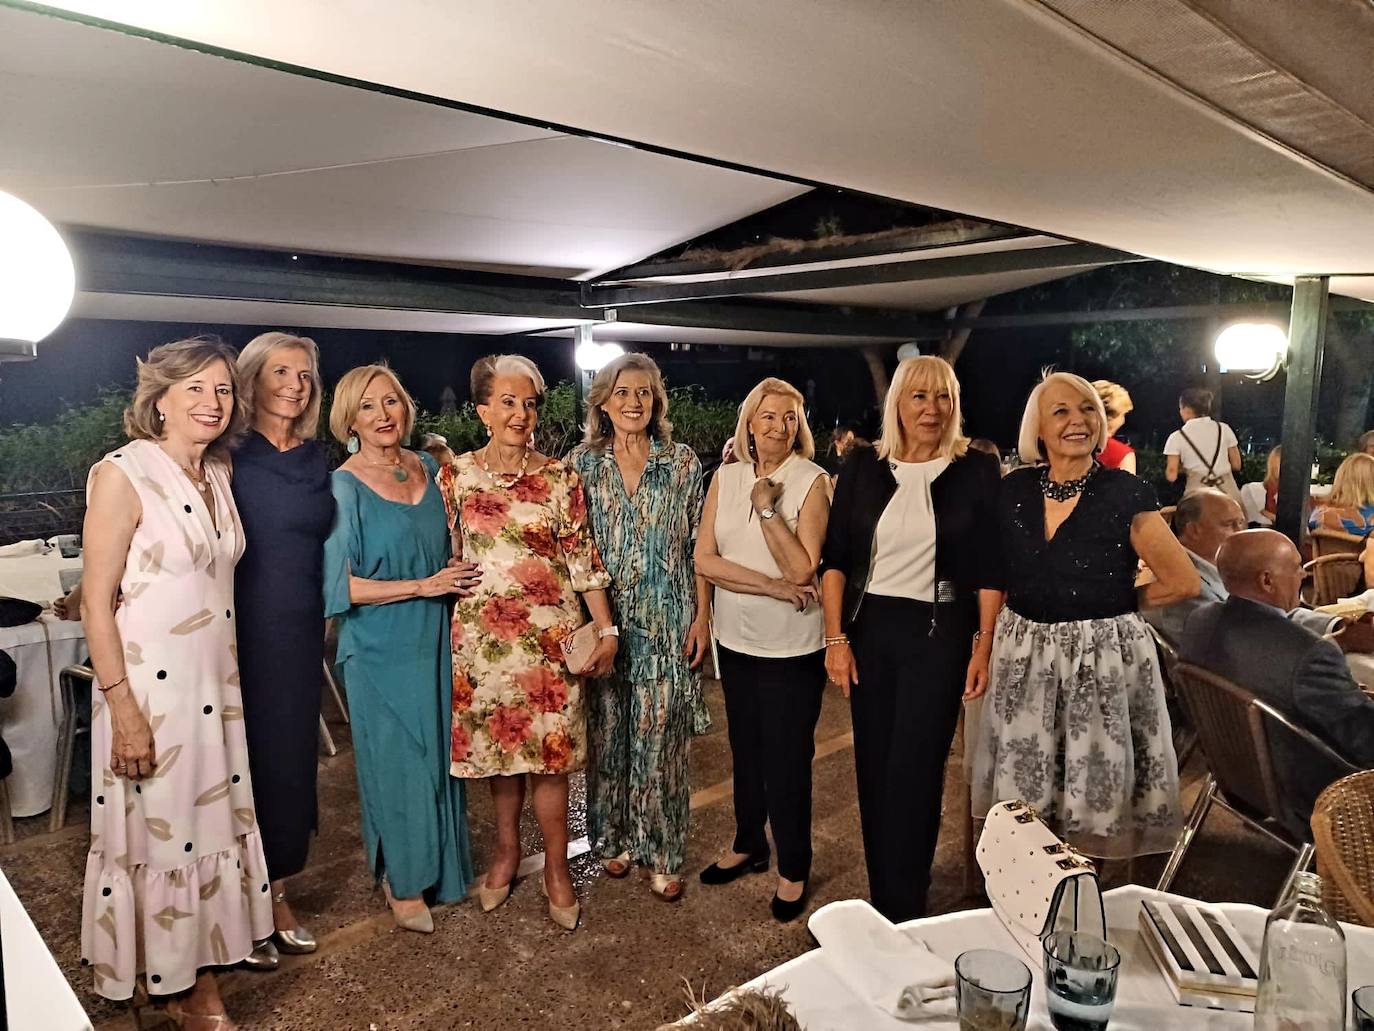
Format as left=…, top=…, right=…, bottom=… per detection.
left=1310, top=452, right=1374, bottom=535
left=322, top=365, right=479, bottom=933
left=229, top=332, right=333, bottom=961
left=971, top=371, right=1199, bottom=859
left=819, top=355, right=1002, bottom=920
left=80, top=336, right=270, bottom=1027
left=695, top=377, right=830, bottom=922
left=1092, top=380, right=1136, bottom=473
left=569, top=352, right=711, bottom=901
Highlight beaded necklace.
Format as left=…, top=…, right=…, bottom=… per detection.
left=1040, top=461, right=1099, bottom=502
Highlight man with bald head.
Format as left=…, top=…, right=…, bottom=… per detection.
left=1180, top=529, right=1374, bottom=833
left=1143, top=489, right=1335, bottom=645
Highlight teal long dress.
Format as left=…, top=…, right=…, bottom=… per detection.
left=323, top=451, right=473, bottom=900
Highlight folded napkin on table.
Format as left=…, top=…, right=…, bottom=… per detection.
left=0, top=539, right=46, bottom=558
left=808, top=899, right=957, bottom=1022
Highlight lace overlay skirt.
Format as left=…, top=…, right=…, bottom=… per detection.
left=970, top=607, right=1183, bottom=859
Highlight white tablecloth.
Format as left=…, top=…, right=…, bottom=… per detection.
left=738, top=886, right=1374, bottom=1029
left=0, top=616, right=87, bottom=816
left=0, top=551, right=88, bottom=816
left=0, top=550, right=83, bottom=606
left=0, top=863, right=92, bottom=1030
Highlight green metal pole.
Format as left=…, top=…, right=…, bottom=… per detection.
left=1276, top=276, right=1329, bottom=544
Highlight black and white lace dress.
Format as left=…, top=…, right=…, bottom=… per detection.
left=970, top=465, right=1182, bottom=859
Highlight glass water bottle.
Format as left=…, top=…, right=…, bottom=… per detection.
left=1254, top=871, right=1346, bottom=1030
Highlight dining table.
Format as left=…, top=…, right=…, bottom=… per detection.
left=0, top=547, right=86, bottom=817
left=710, top=884, right=1374, bottom=1029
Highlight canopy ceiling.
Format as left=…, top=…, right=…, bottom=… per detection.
left=20, top=0, right=1370, bottom=307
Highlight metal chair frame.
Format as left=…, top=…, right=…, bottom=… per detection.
left=49, top=663, right=94, bottom=832
left=1157, top=661, right=1358, bottom=905
left=318, top=658, right=349, bottom=757
left=1145, top=623, right=1197, bottom=770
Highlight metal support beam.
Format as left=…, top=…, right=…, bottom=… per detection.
left=1276, top=276, right=1330, bottom=544
left=581, top=242, right=1146, bottom=307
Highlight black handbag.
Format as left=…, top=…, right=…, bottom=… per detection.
left=0, top=597, right=41, bottom=628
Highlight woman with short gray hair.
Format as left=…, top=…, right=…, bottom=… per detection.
left=568, top=352, right=710, bottom=902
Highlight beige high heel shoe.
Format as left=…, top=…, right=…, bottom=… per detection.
left=164, top=997, right=238, bottom=1030
left=541, top=875, right=580, bottom=932
left=382, top=880, right=434, bottom=934
left=477, top=871, right=515, bottom=913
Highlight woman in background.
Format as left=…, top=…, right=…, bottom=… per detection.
left=323, top=365, right=477, bottom=933
left=695, top=377, right=830, bottom=922
left=231, top=332, right=333, bottom=960
left=1164, top=388, right=1242, bottom=501
left=569, top=353, right=710, bottom=903
left=1310, top=452, right=1374, bottom=536
left=1093, top=380, right=1136, bottom=474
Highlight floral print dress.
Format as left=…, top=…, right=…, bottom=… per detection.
left=439, top=453, right=610, bottom=777
left=569, top=440, right=707, bottom=875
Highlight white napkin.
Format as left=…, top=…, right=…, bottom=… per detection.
left=1337, top=588, right=1374, bottom=611
left=0, top=539, right=46, bottom=558
left=809, top=899, right=957, bottom=1021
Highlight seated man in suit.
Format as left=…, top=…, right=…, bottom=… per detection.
left=1181, top=530, right=1374, bottom=834
left=1144, top=488, right=1339, bottom=646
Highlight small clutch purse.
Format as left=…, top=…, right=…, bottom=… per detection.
left=976, top=799, right=1104, bottom=962
left=559, top=623, right=599, bottom=675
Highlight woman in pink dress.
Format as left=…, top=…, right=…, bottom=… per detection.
left=439, top=354, right=616, bottom=932
left=80, top=337, right=273, bottom=1030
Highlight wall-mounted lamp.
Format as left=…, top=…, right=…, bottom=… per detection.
left=1213, top=322, right=1288, bottom=380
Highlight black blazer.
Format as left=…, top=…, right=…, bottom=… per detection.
left=1180, top=595, right=1374, bottom=837
left=820, top=446, right=1003, bottom=635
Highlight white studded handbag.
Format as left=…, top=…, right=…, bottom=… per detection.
left=976, top=799, right=1106, bottom=962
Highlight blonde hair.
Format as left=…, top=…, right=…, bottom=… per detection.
left=732, top=377, right=815, bottom=463
left=1017, top=370, right=1110, bottom=464
left=124, top=336, right=245, bottom=460
left=470, top=353, right=546, bottom=404
left=876, top=355, right=969, bottom=461
left=583, top=352, right=672, bottom=451
left=236, top=332, right=323, bottom=440
left=1328, top=452, right=1374, bottom=509
left=1264, top=445, right=1282, bottom=493
left=1092, top=380, right=1134, bottom=418
left=328, top=365, right=416, bottom=445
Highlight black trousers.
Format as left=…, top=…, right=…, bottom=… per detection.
left=716, top=644, right=826, bottom=883
left=849, top=595, right=968, bottom=922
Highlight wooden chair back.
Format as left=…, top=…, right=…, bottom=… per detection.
left=1310, top=528, right=1368, bottom=560
left=1312, top=770, right=1374, bottom=927
left=1302, top=554, right=1364, bottom=608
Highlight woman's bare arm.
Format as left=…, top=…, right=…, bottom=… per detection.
left=1134, top=511, right=1202, bottom=608
left=757, top=476, right=830, bottom=585
left=1165, top=455, right=1181, bottom=483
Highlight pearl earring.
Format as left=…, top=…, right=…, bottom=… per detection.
left=347, top=433, right=360, bottom=454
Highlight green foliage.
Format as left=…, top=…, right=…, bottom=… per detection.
left=0, top=383, right=743, bottom=494
left=0, top=390, right=129, bottom=493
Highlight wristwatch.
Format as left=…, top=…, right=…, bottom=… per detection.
left=759, top=506, right=776, bottom=520
left=596, top=625, right=620, bottom=639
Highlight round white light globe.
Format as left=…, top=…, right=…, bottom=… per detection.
left=896, top=342, right=922, bottom=362
left=0, top=191, right=75, bottom=352
left=1214, top=322, right=1287, bottom=372
left=575, top=340, right=624, bottom=371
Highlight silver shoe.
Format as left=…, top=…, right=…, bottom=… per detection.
left=241, top=937, right=280, bottom=971
left=272, top=925, right=318, bottom=954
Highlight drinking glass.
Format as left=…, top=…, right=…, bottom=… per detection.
left=955, top=948, right=1031, bottom=1031
left=1354, top=986, right=1374, bottom=1031
left=1042, top=931, right=1120, bottom=1031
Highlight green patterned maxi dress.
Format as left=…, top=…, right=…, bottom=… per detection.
left=569, top=440, right=708, bottom=875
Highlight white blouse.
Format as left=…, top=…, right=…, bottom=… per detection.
left=866, top=457, right=949, bottom=602
left=711, top=453, right=828, bottom=658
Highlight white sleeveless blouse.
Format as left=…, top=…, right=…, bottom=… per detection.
left=711, top=453, right=827, bottom=658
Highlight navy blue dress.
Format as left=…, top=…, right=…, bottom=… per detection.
left=232, top=432, right=335, bottom=880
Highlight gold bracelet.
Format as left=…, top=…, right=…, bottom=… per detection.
left=99, top=675, right=128, bottom=694
left=824, top=635, right=849, bottom=647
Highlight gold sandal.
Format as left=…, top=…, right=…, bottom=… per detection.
left=648, top=872, right=686, bottom=903
left=601, top=851, right=633, bottom=879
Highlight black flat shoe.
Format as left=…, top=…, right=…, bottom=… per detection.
left=699, top=852, right=770, bottom=886
left=771, top=885, right=808, bottom=923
